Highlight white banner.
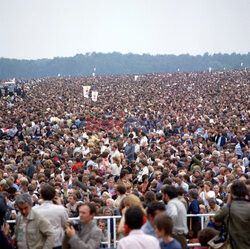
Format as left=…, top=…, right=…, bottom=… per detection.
left=92, top=91, right=98, bottom=102
left=83, top=86, right=91, bottom=98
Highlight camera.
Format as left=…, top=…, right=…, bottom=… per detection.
left=213, top=232, right=227, bottom=244
left=70, top=220, right=80, bottom=231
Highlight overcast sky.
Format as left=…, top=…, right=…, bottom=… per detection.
left=0, top=0, right=249, bottom=59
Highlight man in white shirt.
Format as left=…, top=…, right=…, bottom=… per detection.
left=34, top=184, right=68, bottom=249
left=117, top=206, right=160, bottom=249
left=174, top=175, right=189, bottom=192
left=140, top=132, right=148, bottom=147
left=110, top=143, right=121, bottom=163
left=137, top=159, right=149, bottom=183
left=164, top=185, right=188, bottom=249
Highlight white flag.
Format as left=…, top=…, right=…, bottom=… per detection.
left=83, top=86, right=91, bottom=98
left=134, top=75, right=138, bottom=81
left=92, top=91, right=98, bottom=102
left=209, top=67, right=212, bottom=72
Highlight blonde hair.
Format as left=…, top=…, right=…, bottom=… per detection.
left=124, top=194, right=146, bottom=215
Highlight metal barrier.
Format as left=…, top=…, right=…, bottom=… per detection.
left=7, top=213, right=215, bottom=248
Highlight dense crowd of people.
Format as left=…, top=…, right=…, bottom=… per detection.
left=0, top=68, right=249, bottom=249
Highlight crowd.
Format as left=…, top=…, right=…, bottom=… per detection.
left=0, top=68, right=249, bottom=249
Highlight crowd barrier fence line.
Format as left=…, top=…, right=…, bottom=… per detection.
left=7, top=213, right=215, bottom=248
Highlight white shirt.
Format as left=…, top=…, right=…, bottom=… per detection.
left=110, top=163, right=122, bottom=176
left=166, top=198, right=188, bottom=234
left=137, top=166, right=149, bottom=183
left=140, top=136, right=148, bottom=147
left=33, top=200, right=68, bottom=247
left=17, top=215, right=28, bottom=249
left=175, top=181, right=189, bottom=192
left=117, top=230, right=160, bottom=249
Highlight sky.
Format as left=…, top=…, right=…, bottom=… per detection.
left=0, top=0, right=250, bottom=59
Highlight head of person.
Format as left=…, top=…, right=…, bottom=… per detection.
left=124, top=194, right=146, bottom=214
left=15, top=193, right=33, bottom=217
left=163, top=185, right=178, bottom=203
left=146, top=201, right=166, bottom=224
left=153, top=213, right=174, bottom=239
left=189, top=188, right=199, bottom=200
left=40, top=183, right=56, bottom=201
left=78, top=202, right=96, bottom=225
left=125, top=206, right=144, bottom=230
left=198, top=228, right=219, bottom=246
left=208, top=198, right=216, bottom=209
left=231, top=180, right=248, bottom=199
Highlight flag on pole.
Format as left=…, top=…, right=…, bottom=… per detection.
left=92, top=91, right=98, bottom=102
left=83, top=86, right=91, bottom=98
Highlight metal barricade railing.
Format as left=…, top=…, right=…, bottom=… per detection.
left=7, top=213, right=215, bottom=248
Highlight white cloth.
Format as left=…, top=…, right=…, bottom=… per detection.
left=117, top=229, right=160, bottom=249
left=33, top=200, right=68, bottom=247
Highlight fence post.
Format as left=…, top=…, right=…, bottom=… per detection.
left=107, top=217, right=111, bottom=248
left=113, top=217, right=117, bottom=248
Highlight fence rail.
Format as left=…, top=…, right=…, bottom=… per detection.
left=7, top=213, right=215, bottom=248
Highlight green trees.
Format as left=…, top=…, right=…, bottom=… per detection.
left=0, top=52, right=249, bottom=79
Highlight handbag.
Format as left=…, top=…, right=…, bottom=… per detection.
left=207, top=204, right=232, bottom=249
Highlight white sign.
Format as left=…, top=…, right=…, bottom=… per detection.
left=83, top=86, right=91, bottom=98
left=134, top=75, right=138, bottom=81
left=209, top=67, right=212, bottom=72
left=92, top=91, right=98, bottom=102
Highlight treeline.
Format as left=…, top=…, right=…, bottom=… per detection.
left=0, top=52, right=249, bottom=79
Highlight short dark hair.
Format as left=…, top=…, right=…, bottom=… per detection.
left=78, top=202, right=96, bottom=215
left=40, top=184, right=56, bottom=200
left=147, top=201, right=165, bottom=218
left=117, top=185, right=126, bottom=195
left=153, top=214, right=173, bottom=235
left=163, top=185, right=178, bottom=199
left=125, top=206, right=143, bottom=230
left=231, top=181, right=248, bottom=198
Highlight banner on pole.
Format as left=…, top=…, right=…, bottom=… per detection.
left=83, top=86, right=91, bottom=98
left=92, top=91, right=98, bottom=102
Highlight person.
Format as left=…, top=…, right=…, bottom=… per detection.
left=164, top=185, right=188, bottom=249
left=118, top=194, right=147, bottom=235
left=153, top=213, right=182, bottom=249
left=62, top=202, right=102, bottom=249
left=33, top=183, right=68, bottom=249
left=141, top=201, right=166, bottom=238
left=123, top=138, right=135, bottom=162
left=214, top=181, right=250, bottom=249
left=117, top=206, right=160, bottom=249
left=187, top=188, right=200, bottom=238
left=14, top=193, right=55, bottom=249
left=194, top=228, right=219, bottom=249
left=0, top=193, right=14, bottom=249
